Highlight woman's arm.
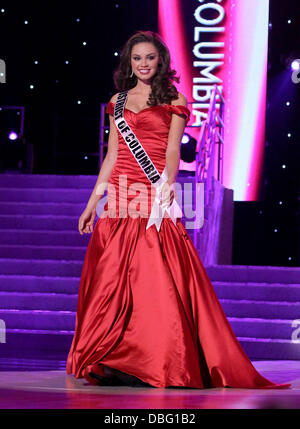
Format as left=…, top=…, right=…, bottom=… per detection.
left=159, top=92, right=188, bottom=208
left=79, top=99, right=119, bottom=234
left=86, top=103, right=119, bottom=211
left=165, top=92, right=188, bottom=186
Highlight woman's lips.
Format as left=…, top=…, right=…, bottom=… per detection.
left=139, top=69, right=150, bottom=74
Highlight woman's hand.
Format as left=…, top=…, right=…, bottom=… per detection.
left=78, top=205, right=97, bottom=235
left=159, top=182, right=175, bottom=208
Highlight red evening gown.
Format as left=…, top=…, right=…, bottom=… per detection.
left=66, top=100, right=290, bottom=389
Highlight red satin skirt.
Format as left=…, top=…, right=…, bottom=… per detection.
left=66, top=215, right=290, bottom=389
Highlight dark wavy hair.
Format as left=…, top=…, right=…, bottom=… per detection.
left=113, top=30, right=180, bottom=106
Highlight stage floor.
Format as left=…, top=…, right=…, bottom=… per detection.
left=0, top=360, right=299, bottom=409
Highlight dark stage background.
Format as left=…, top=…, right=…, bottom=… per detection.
left=0, top=0, right=158, bottom=173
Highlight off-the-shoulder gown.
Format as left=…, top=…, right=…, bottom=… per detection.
left=66, top=98, right=290, bottom=389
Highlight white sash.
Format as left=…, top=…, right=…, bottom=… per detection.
left=113, top=91, right=182, bottom=231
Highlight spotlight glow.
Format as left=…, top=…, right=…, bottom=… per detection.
left=291, top=60, right=300, bottom=71
left=8, top=132, right=18, bottom=141
left=224, top=0, right=270, bottom=200
left=181, top=134, right=190, bottom=144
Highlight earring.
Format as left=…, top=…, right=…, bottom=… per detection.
left=130, top=69, right=133, bottom=77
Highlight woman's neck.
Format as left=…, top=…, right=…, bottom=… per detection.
left=132, top=79, right=152, bottom=95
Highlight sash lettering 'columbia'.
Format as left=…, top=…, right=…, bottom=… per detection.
left=113, top=91, right=160, bottom=184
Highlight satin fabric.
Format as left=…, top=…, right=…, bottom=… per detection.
left=66, top=102, right=290, bottom=389
left=102, top=102, right=191, bottom=218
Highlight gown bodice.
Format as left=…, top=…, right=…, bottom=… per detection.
left=104, top=101, right=191, bottom=218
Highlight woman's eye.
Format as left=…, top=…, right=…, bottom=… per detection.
left=133, top=56, right=155, bottom=60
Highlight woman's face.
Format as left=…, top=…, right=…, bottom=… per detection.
left=130, top=42, right=160, bottom=82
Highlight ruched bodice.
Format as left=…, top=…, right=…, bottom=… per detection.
left=103, top=101, right=191, bottom=218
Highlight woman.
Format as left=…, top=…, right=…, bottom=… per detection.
left=66, top=31, right=290, bottom=389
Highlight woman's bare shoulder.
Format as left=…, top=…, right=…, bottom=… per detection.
left=109, top=93, right=120, bottom=104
